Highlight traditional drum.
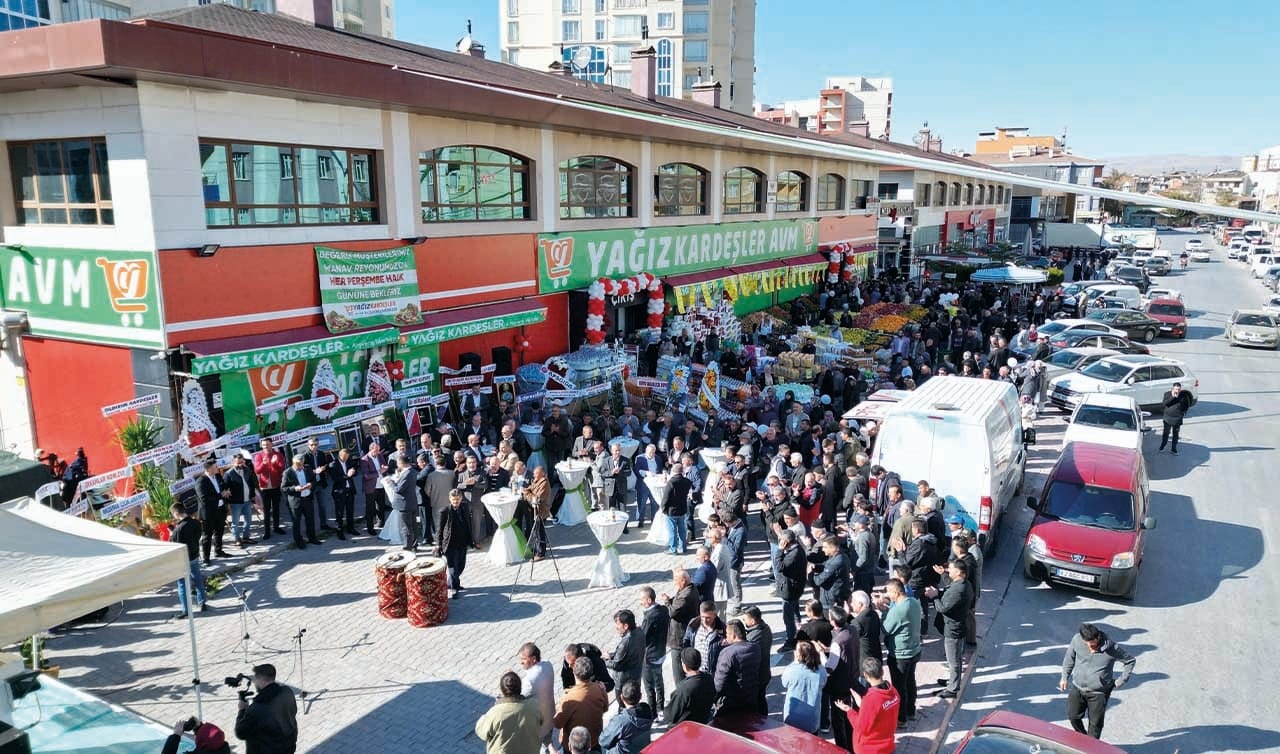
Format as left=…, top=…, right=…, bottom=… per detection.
left=404, top=556, right=449, bottom=628
left=555, top=460, right=592, bottom=527
left=374, top=551, right=414, bottom=619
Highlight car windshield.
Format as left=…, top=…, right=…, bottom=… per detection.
left=1080, top=360, right=1132, bottom=383
left=1148, top=303, right=1184, bottom=316
left=1075, top=406, right=1137, bottom=430
left=1049, top=350, right=1085, bottom=367
left=1087, top=310, right=1119, bottom=322
left=961, top=730, right=1089, bottom=754
left=1037, top=322, right=1068, bottom=337
left=1236, top=314, right=1276, bottom=327
left=1042, top=481, right=1135, bottom=531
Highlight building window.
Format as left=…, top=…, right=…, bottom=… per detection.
left=561, top=0, right=579, bottom=13
left=917, top=182, right=931, bottom=208
left=594, top=19, right=606, bottom=40
left=950, top=182, right=961, bottom=205
left=507, top=21, right=519, bottom=42
left=420, top=145, right=531, bottom=223
left=682, top=73, right=698, bottom=90
left=508, top=48, right=521, bottom=65
left=198, top=140, right=379, bottom=227
left=612, top=44, right=633, bottom=64
left=683, top=11, right=707, bottom=33
left=963, top=183, right=973, bottom=205
left=613, top=14, right=642, bottom=37
left=975, top=185, right=985, bottom=204
left=507, top=0, right=518, bottom=16
left=816, top=173, right=844, bottom=211
left=684, top=0, right=707, bottom=5
left=7, top=138, right=113, bottom=225
left=654, top=162, right=707, bottom=216
left=562, top=19, right=580, bottom=41
left=559, top=155, right=633, bottom=219
left=656, top=38, right=673, bottom=96
left=656, top=11, right=674, bottom=28
left=775, top=171, right=808, bottom=212
left=851, top=179, right=872, bottom=209
left=595, top=0, right=605, bottom=10
left=684, top=39, right=708, bottom=62
left=877, top=182, right=898, bottom=200
left=998, top=186, right=1005, bottom=204
left=723, top=167, right=763, bottom=214
left=934, top=181, right=946, bottom=207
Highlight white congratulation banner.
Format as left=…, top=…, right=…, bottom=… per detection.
left=169, top=477, right=196, bottom=495
left=75, top=466, right=133, bottom=497
left=35, top=481, right=62, bottom=500
left=101, top=393, right=162, bottom=418
left=128, top=440, right=183, bottom=467
left=100, top=491, right=149, bottom=518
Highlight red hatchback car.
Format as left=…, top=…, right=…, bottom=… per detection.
left=1022, top=442, right=1156, bottom=600
left=1145, top=298, right=1188, bottom=338
left=642, top=717, right=849, bottom=754
left=953, top=711, right=1129, bottom=753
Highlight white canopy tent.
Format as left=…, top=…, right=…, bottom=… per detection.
left=971, top=266, right=1049, bottom=285
left=0, top=497, right=204, bottom=717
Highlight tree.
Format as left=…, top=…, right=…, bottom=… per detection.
left=1158, top=190, right=1199, bottom=225
left=1099, top=172, right=1130, bottom=222
left=1215, top=191, right=1238, bottom=207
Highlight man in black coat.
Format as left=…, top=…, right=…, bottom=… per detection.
left=194, top=458, right=231, bottom=564
left=824, top=606, right=861, bottom=752
left=712, top=621, right=759, bottom=717
left=233, top=663, right=297, bottom=754
left=927, top=559, right=973, bottom=699
left=1158, top=382, right=1194, bottom=454
left=638, top=587, right=671, bottom=715
left=664, top=466, right=694, bottom=554
left=281, top=455, right=321, bottom=549
left=904, top=519, right=942, bottom=635
left=775, top=529, right=808, bottom=651
left=810, top=535, right=851, bottom=611
left=224, top=453, right=259, bottom=548
left=435, top=489, right=473, bottom=598
left=665, top=648, right=716, bottom=725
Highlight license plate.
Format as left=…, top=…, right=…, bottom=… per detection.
left=1052, top=567, right=1097, bottom=584
left=1159, top=326, right=1172, bottom=331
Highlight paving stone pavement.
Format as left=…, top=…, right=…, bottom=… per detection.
left=44, top=417, right=1062, bottom=754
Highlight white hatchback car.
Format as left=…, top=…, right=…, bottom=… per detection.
left=1049, top=354, right=1199, bottom=412
left=1062, top=393, right=1148, bottom=452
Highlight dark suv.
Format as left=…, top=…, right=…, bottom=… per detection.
left=1111, top=266, right=1150, bottom=293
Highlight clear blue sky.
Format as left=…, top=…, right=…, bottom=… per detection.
left=396, top=0, right=1280, bottom=158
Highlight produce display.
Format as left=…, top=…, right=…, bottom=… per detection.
left=772, top=351, right=817, bottom=383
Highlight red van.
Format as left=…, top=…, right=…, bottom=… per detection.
left=1022, top=442, right=1156, bottom=600
left=643, top=716, right=848, bottom=754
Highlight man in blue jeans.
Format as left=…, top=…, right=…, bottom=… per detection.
left=664, top=466, right=693, bottom=554
left=170, top=503, right=207, bottom=619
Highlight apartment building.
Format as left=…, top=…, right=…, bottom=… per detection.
left=755, top=76, right=893, bottom=140
left=0, top=0, right=394, bottom=37
left=499, top=0, right=755, bottom=113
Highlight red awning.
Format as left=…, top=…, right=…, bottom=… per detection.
left=730, top=252, right=830, bottom=276
left=182, top=324, right=358, bottom=356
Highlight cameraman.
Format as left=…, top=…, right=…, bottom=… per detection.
left=234, top=664, right=298, bottom=754
left=162, top=719, right=230, bottom=754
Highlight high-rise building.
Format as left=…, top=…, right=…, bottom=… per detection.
left=755, top=76, right=893, bottom=139
left=499, top=0, right=755, bottom=114
left=1, top=0, right=394, bottom=38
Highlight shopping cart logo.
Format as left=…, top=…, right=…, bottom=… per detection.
left=248, top=362, right=307, bottom=411
left=540, top=237, right=576, bottom=288
left=803, top=222, right=816, bottom=247
left=95, top=257, right=150, bottom=327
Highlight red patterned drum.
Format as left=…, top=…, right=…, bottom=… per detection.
left=404, top=556, right=449, bottom=628
left=374, top=551, right=414, bottom=619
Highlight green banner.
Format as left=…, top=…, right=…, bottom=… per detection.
left=536, top=218, right=819, bottom=292
left=403, top=308, right=547, bottom=347
left=316, top=245, right=423, bottom=333
left=0, top=246, right=163, bottom=348
left=191, top=327, right=400, bottom=377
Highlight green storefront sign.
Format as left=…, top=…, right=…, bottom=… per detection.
left=403, top=308, right=548, bottom=348
left=0, top=246, right=163, bottom=348
left=191, top=327, right=400, bottom=377
left=316, top=245, right=423, bottom=333
left=536, top=218, right=819, bottom=292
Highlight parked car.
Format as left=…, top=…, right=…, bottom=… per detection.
left=1085, top=309, right=1163, bottom=343
left=952, top=711, right=1130, bottom=754
left=1142, top=286, right=1182, bottom=303
left=1227, top=241, right=1248, bottom=259
left=1049, top=354, right=1198, bottom=411
left=1263, top=266, right=1280, bottom=292
left=1041, top=347, right=1119, bottom=383
left=1145, top=298, right=1188, bottom=338
left=1251, top=254, right=1278, bottom=278
left=1225, top=309, right=1279, bottom=349
left=1263, top=296, right=1280, bottom=317
left=1037, top=319, right=1122, bottom=348
left=1110, top=265, right=1151, bottom=293
left=1018, top=256, right=1053, bottom=269
left=1053, top=331, right=1150, bottom=354
left=1060, top=280, right=1114, bottom=316
left=646, top=717, right=849, bottom=754
left=1062, top=393, right=1148, bottom=452
left=1023, top=442, right=1155, bottom=600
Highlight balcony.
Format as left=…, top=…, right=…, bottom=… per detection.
left=613, top=0, right=646, bottom=7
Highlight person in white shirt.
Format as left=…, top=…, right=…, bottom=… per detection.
left=517, top=642, right=556, bottom=754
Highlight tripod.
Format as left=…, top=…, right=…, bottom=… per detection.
left=292, top=628, right=309, bottom=707
left=510, top=519, right=567, bottom=600
left=224, top=574, right=261, bottom=664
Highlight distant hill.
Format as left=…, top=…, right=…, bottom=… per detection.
left=1100, top=154, right=1239, bottom=176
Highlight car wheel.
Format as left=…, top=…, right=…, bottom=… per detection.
left=1143, top=329, right=1156, bottom=343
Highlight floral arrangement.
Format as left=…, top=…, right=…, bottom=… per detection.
left=586, top=273, right=663, bottom=345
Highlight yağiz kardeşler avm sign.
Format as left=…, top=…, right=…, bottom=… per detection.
left=536, top=218, right=819, bottom=293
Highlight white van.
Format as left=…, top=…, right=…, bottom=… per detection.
left=1086, top=284, right=1142, bottom=311
left=869, top=377, right=1027, bottom=553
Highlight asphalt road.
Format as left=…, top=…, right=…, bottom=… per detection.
left=940, top=231, right=1280, bottom=753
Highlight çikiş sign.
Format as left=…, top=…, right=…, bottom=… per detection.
left=537, top=218, right=819, bottom=292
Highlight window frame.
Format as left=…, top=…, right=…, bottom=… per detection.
left=723, top=167, right=764, bottom=215
left=561, top=0, right=579, bottom=13
left=198, top=139, right=380, bottom=228
left=656, top=11, right=674, bottom=29
left=653, top=162, right=708, bottom=217
left=877, top=182, right=899, bottom=200
left=774, top=170, right=808, bottom=213
left=917, top=182, right=931, bottom=208
left=684, top=39, right=709, bottom=62
left=419, top=145, right=533, bottom=224
left=851, top=179, right=872, bottom=210
left=816, top=173, right=844, bottom=211
left=950, top=182, right=962, bottom=205
left=562, top=19, right=580, bottom=41
left=683, top=10, right=708, bottom=33
left=7, top=137, right=114, bottom=226
left=558, top=155, right=635, bottom=219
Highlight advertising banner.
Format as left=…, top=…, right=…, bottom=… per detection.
left=671, top=262, right=826, bottom=313
left=191, top=327, right=400, bottom=377
left=315, top=246, right=423, bottom=333
left=402, top=308, right=547, bottom=347
left=536, top=218, right=819, bottom=292
left=102, top=393, right=162, bottom=418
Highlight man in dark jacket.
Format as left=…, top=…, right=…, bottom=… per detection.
left=926, top=559, right=973, bottom=699
left=740, top=606, right=773, bottom=714
left=194, top=459, right=230, bottom=565
left=1059, top=622, right=1136, bottom=739
left=811, top=535, right=851, bottom=611
left=681, top=602, right=726, bottom=674
left=665, top=648, right=716, bottom=725
left=723, top=513, right=747, bottom=616
left=171, top=502, right=206, bottom=619
left=435, top=488, right=473, bottom=598
left=560, top=643, right=615, bottom=695
left=1158, top=382, right=1194, bottom=454
left=224, top=452, right=259, bottom=548
left=848, top=514, right=879, bottom=595
left=606, top=610, right=645, bottom=708
left=904, top=519, right=942, bottom=635
left=824, top=607, right=860, bottom=751
left=637, top=588, right=670, bottom=716
left=713, top=621, right=760, bottom=717
left=234, top=664, right=297, bottom=754
left=664, top=466, right=694, bottom=553
left=774, top=530, right=808, bottom=650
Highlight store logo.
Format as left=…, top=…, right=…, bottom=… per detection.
left=248, top=362, right=307, bottom=407
left=95, top=257, right=150, bottom=326
left=969, top=211, right=983, bottom=228
left=802, top=222, right=816, bottom=247
left=540, top=237, right=576, bottom=286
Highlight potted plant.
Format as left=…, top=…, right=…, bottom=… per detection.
left=20, top=636, right=59, bottom=678
left=116, top=417, right=177, bottom=537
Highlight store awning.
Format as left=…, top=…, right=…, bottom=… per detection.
left=731, top=252, right=829, bottom=276
left=184, top=325, right=400, bottom=377
left=400, top=299, right=547, bottom=348
left=664, top=268, right=737, bottom=288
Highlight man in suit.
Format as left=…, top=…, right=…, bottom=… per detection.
left=224, top=452, right=259, bottom=548
left=542, top=404, right=572, bottom=464
left=435, top=488, right=474, bottom=598
left=303, top=437, right=335, bottom=533
left=571, top=425, right=596, bottom=462
left=664, top=466, right=693, bottom=554
left=361, top=423, right=385, bottom=455
left=457, top=454, right=488, bottom=546
left=382, top=455, right=419, bottom=551
left=360, top=442, right=388, bottom=535
left=328, top=447, right=359, bottom=539
left=459, top=386, right=487, bottom=420
left=633, top=444, right=662, bottom=529
left=282, top=454, right=322, bottom=549
left=195, top=458, right=231, bottom=565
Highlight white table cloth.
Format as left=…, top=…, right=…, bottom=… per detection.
left=643, top=474, right=673, bottom=548
left=482, top=490, right=525, bottom=566
left=521, top=424, right=548, bottom=476
left=588, top=509, right=630, bottom=588
left=614, top=437, right=642, bottom=493
left=379, top=509, right=405, bottom=545
left=699, top=448, right=728, bottom=503
left=555, top=460, right=593, bottom=527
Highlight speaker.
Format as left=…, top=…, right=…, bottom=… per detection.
left=0, top=721, right=31, bottom=754
left=458, top=352, right=482, bottom=375
left=490, top=346, right=513, bottom=376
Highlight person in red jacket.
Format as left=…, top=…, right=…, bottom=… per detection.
left=835, top=657, right=901, bottom=754
left=252, top=437, right=287, bottom=541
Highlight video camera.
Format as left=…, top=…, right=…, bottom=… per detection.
left=181, top=716, right=201, bottom=732
left=224, top=673, right=255, bottom=701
